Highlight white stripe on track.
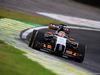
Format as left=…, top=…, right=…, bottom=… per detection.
left=22, top=26, right=48, bottom=39
left=22, top=26, right=100, bottom=39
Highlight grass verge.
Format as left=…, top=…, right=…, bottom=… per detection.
left=0, top=40, right=56, bottom=75
left=0, top=9, right=69, bottom=25
left=0, top=9, right=98, bottom=29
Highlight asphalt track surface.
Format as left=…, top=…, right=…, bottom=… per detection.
left=0, top=0, right=100, bottom=74
left=0, top=0, right=100, bottom=21
left=20, top=27, right=100, bottom=74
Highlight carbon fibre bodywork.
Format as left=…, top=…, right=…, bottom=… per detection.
left=28, top=23, right=86, bottom=63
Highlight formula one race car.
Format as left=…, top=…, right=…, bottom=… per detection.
left=28, top=23, right=86, bottom=63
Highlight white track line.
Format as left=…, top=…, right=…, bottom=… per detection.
left=22, top=26, right=48, bottom=39
left=36, top=12, right=100, bottom=29
left=22, top=26, right=100, bottom=39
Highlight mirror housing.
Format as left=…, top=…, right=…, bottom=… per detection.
left=47, top=32, right=52, bottom=35
left=69, top=38, right=75, bottom=41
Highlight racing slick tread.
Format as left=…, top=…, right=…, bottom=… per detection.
left=31, top=31, right=38, bottom=48
left=28, top=30, right=37, bottom=47
left=75, top=43, right=86, bottom=63
left=29, top=30, right=45, bottom=49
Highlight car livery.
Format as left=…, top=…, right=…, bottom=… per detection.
left=28, top=23, right=86, bottom=63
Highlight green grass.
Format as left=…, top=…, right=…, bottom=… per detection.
left=0, top=40, right=7, bottom=44
left=0, top=9, right=69, bottom=25
left=0, top=9, right=98, bottom=29
left=0, top=40, right=57, bottom=75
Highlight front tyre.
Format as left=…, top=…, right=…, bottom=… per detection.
left=28, top=30, right=37, bottom=47
left=75, top=43, right=86, bottom=63
left=28, top=30, right=45, bottom=50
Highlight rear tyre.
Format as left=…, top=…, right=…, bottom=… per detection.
left=75, top=43, right=86, bottom=63
left=28, top=30, right=45, bottom=50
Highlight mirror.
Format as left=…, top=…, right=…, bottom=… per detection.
left=69, top=38, right=75, bottom=41
left=47, top=32, right=52, bottom=35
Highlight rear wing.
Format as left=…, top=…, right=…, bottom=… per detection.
left=49, top=23, right=60, bottom=30
left=48, top=23, right=70, bottom=34
left=63, top=27, right=70, bottom=34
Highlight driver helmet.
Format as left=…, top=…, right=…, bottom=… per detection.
left=58, top=31, right=66, bottom=37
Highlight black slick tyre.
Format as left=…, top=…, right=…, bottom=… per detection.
left=28, top=30, right=45, bottom=50
left=28, top=30, right=37, bottom=47
left=75, top=43, right=86, bottom=63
